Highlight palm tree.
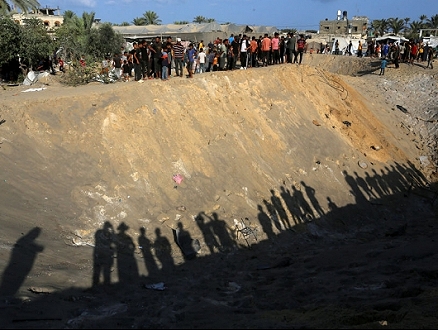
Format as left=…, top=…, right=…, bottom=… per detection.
left=82, top=11, right=95, bottom=33
left=61, top=10, right=85, bottom=36
left=408, top=20, right=423, bottom=39
left=132, top=17, right=145, bottom=26
left=193, top=16, right=207, bottom=24
left=283, top=28, right=298, bottom=35
left=0, top=0, right=39, bottom=14
left=426, top=14, right=438, bottom=29
left=174, top=21, right=189, bottom=25
left=388, top=17, right=405, bottom=35
left=142, top=11, right=161, bottom=25
left=371, top=19, right=388, bottom=37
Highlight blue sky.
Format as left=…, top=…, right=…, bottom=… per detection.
left=40, top=0, right=437, bottom=30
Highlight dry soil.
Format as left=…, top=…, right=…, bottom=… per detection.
left=0, top=54, right=437, bottom=329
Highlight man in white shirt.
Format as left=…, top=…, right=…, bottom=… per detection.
left=197, top=48, right=207, bottom=73
left=240, top=35, right=249, bottom=69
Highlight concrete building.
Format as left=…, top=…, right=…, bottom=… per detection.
left=11, top=6, right=63, bottom=30
left=319, top=10, right=368, bottom=39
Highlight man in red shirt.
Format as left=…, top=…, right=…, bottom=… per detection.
left=250, top=36, right=258, bottom=67
left=296, top=35, right=306, bottom=64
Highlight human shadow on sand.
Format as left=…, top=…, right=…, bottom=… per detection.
left=92, top=221, right=115, bottom=287
left=173, top=221, right=201, bottom=260
left=138, top=227, right=159, bottom=279
left=115, top=222, right=139, bottom=284
left=0, top=227, right=44, bottom=298
left=0, top=161, right=435, bottom=328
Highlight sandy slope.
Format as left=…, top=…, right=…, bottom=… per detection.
left=0, top=55, right=437, bottom=328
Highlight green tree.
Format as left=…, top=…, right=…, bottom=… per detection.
left=132, top=17, right=145, bottom=25
left=388, top=17, right=405, bottom=35
left=174, top=21, right=189, bottom=25
left=142, top=11, right=161, bottom=25
left=0, top=17, right=23, bottom=81
left=62, top=10, right=77, bottom=25
left=86, top=23, right=123, bottom=58
left=280, top=28, right=297, bottom=35
left=193, top=16, right=207, bottom=23
left=0, top=0, right=39, bottom=15
left=426, top=14, right=438, bottom=28
left=60, top=10, right=85, bottom=38
left=55, top=11, right=86, bottom=61
left=407, top=20, right=423, bottom=39
left=82, top=11, right=95, bottom=34
left=0, top=16, right=22, bottom=81
left=0, top=16, right=21, bottom=66
left=371, top=19, right=388, bottom=37
left=20, top=17, right=54, bottom=70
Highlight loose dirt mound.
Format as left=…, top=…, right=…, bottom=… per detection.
left=0, top=55, right=437, bottom=328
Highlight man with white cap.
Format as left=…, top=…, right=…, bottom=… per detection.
left=173, top=38, right=185, bottom=77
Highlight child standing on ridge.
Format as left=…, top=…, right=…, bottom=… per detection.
left=161, top=50, right=169, bottom=80
left=379, top=56, right=388, bottom=76
left=122, top=59, right=130, bottom=82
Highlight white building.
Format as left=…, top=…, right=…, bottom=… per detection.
left=11, top=6, right=64, bottom=30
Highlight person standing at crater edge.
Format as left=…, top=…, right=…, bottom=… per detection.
left=296, top=34, right=306, bottom=64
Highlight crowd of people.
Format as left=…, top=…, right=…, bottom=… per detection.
left=106, top=32, right=309, bottom=81
left=328, top=38, right=435, bottom=70
left=369, top=39, right=436, bottom=72
left=94, top=33, right=436, bottom=82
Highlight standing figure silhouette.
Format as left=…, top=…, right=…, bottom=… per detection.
left=92, top=221, right=115, bottom=287
left=115, top=222, right=139, bottom=284
left=138, top=227, right=159, bottom=278
left=0, top=227, right=44, bottom=297
left=154, top=228, right=174, bottom=274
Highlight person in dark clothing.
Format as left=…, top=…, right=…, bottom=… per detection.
left=165, top=36, right=173, bottom=77
left=231, top=36, right=240, bottom=70
left=133, top=42, right=142, bottom=81
left=140, top=40, right=149, bottom=79
left=112, top=53, right=122, bottom=80
left=391, top=42, right=400, bottom=68
left=296, top=35, right=306, bottom=64
left=426, top=46, right=434, bottom=69
left=149, top=36, right=163, bottom=79
left=279, top=36, right=285, bottom=63
left=347, top=41, right=353, bottom=56
left=286, top=32, right=297, bottom=63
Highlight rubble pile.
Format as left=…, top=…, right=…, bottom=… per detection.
left=377, top=72, right=437, bottom=180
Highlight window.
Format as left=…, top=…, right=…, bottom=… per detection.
left=55, top=21, right=61, bottom=27
left=44, top=20, right=50, bottom=27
